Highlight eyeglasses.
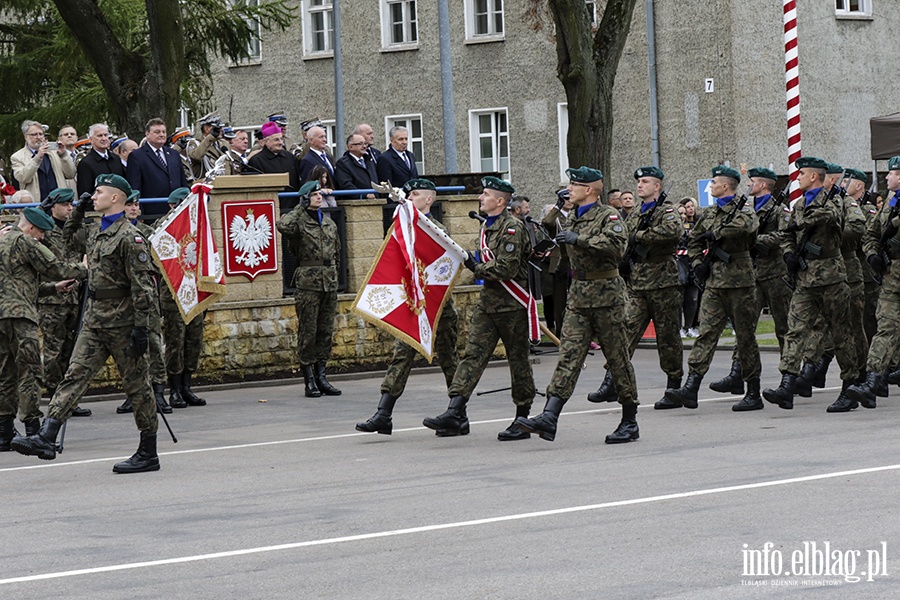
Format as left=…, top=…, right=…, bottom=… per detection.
left=26, top=132, right=45, bottom=138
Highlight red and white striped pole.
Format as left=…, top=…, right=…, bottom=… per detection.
left=784, top=0, right=802, bottom=202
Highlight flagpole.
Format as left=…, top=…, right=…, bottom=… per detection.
left=784, top=0, right=802, bottom=203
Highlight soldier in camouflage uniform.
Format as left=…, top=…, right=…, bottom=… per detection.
left=423, top=176, right=536, bottom=439
left=845, top=156, right=900, bottom=408
left=664, top=166, right=762, bottom=410
left=158, top=187, right=208, bottom=409
left=117, top=191, right=171, bottom=414
left=515, top=167, right=640, bottom=443
left=277, top=180, right=342, bottom=398
left=587, top=166, right=683, bottom=409
left=708, top=168, right=793, bottom=397
left=36, top=188, right=92, bottom=417
left=356, top=179, right=459, bottom=435
left=0, top=208, right=86, bottom=452
left=762, top=157, right=861, bottom=411
left=12, top=174, right=161, bottom=473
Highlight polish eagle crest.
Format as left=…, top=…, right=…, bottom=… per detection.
left=228, top=208, right=272, bottom=269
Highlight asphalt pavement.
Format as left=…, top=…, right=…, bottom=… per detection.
left=1, top=347, right=898, bottom=599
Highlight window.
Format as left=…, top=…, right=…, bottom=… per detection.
left=385, top=114, right=424, bottom=173
left=585, top=0, right=598, bottom=25
left=381, top=0, right=418, bottom=49
left=834, top=0, right=872, bottom=17
left=468, top=108, right=509, bottom=175
left=557, top=103, right=569, bottom=183
left=244, top=0, right=262, bottom=61
left=321, top=119, right=338, bottom=156
left=465, top=0, right=504, bottom=41
left=302, top=0, right=334, bottom=57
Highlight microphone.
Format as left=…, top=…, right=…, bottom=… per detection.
left=468, top=210, right=486, bottom=223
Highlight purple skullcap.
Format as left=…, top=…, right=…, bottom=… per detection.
left=260, top=122, right=282, bottom=138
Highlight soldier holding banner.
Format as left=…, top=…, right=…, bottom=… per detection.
left=356, top=178, right=459, bottom=435
left=422, top=176, right=536, bottom=440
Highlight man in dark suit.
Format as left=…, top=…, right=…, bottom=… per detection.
left=334, top=133, right=377, bottom=199
left=353, top=123, right=381, bottom=165
left=76, top=123, right=125, bottom=197
left=125, top=118, right=190, bottom=199
left=376, top=126, right=418, bottom=186
left=298, top=126, right=336, bottom=184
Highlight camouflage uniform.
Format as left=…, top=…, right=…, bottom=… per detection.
left=448, top=211, right=535, bottom=408
left=547, top=203, right=635, bottom=404
left=861, top=202, right=880, bottom=345
left=276, top=205, right=341, bottom=366
left=622, top=198, right=684, bottom=377
left=37, top=220, right=83, bottom=391
left=135, top=221, right=166, bottom=387
left=188, top=134, right=225, bottom=180
left=49, top=211, right=158, bottom=433
left=751, top=194, right=793, bottom=350
left=777, top=188, right=859, bottom=380
left=541, top=206, right=571, bottom=337
left=159, top=272, right=205, bottom=377
left=0, top=230, right=85, bottom=423
left=381, top=217, right=459, bottom=397
left=686, top=199, right=761, bottom=379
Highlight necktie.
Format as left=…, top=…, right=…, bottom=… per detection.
left=402, top=151, right=410, bottom=170
left=358, top=157, right=366, bottom=169
left=321, top=152, right=333, bottom=173
left=157, top=148, right=167, bottom=168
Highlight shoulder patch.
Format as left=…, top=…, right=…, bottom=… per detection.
left=134, top=236, right=144, bottom=244
left=665, top=207, right=674, bottom=213
left=870, top=208, right=878, bottom=215
left=504, top=242, right=515, bottom=252
left=850, top=202, right=858, bottom=207
left=608, top=214, right=619, bottom=221
left=612, top=224, right=623, bottom=233
left=666, top=214, right=676, bottom=220
left=137, top=251, right=149, bottom=263
left=506, top=228, right=516, bottom=235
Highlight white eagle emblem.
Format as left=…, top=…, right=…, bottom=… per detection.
left=229, top=208, right=272, bottom=269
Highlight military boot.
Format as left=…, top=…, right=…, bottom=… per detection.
left=662, top=373, right=702, bottom=409
left=10, top=417, right=63, bottom=461
left=117, top=398, right=133, bottom=414
left=181, top=371, right=207, bottom=406
left=845, top=372, right=883, bottom=409
left=70, top=406, right=92, bottom=417
left=168, top=373, right=188, bottom=408
left=806, top=352, right=833, bottom=388
left=423, top=395, right=469, bottom=437
left=154, top=383, right=172, bottom=414
left=793, top=368, right=813, bottom=398
left=0, top=415, right=16, bottom=452
left=826, top=380, right=859, bottom=413
left=515, top=396, right=566, bottom=441
left=653, top=375, right=681, bottom=409
left=763, top=373, right=796, bottom=410
left=301, top=365, right=321, bottom=398
left=886, top=365, right=900, bottom=386
left=605, top=402, right=639, bottom=444
left=24, top=418, right=40, bottom=437
left=732, top=378, right=763, bottom=411
left=587, top=371, right=617, bottom=403
left=709, top=361, right=743, bottom=394
left=356, top=393, right=397, bottom=435
left=112, top=432, right=160, bottom=474
left=498, top=405, right=531, bottom=441
left=314, top=361, right=342, bottom=396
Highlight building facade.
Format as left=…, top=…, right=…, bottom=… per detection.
left=209, top=0, right=897, bottom=205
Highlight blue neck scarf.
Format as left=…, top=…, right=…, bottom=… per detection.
left=484, top=214, right=500, bottom=228
left=101, top=212, right=124, bottom=232
left=804, top=187, right=823, bottom=207
left=715, top=195, right=734, bottom=209
left=754, top=194, right=771, bottom=213
left=640, top=200, right=657, bottom=214
left=576, top=202, right=595, bottom=219
left=891, top=191, right=900, bottom=208
left=307, top=209, right=322, bottom=224
left=130, top=218, right=138, bottom=226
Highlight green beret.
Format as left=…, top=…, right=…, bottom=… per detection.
left=634, top=166, right=664, bottom=180
left=795, top=156, right=828, bottom=170
left=711, top=165, right=741, bottom=182
left=94, top=173, right=133, bottom=197
left=888, top=156, right=900, bottom=171
left=298, top=180, right=321, bottom=199
left=844, top=168, right=867, bottom=183
left=481, top=176, right=515, bottom=194
left=23, top=206, right=55, bottom=231
left=167, top=187, right=190, bottom=206
left=403, top=178, right=436, bottom=193
left=826, top=163, right=843, bottom=175
left=46, top=188, right=75, bottom=204
left=125, top=190, right=141, bottom=205
left=748, top=167, right=777, bottom=181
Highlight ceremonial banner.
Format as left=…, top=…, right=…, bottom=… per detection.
left=150, top=183, right=226, bottom=323
left=221, top=199, right=277, bottom=280
left=352, top=201, right=465, bottom=362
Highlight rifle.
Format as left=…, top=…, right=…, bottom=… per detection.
left=860, top=181, right=878, bottom=207
left=56, top=279, right=89, bottom=455
left=620, top=182, right=672, bottom=281
left=757, top=185, right=789, bottom=233
left=782, top=177, right=846, bottom=291
left=694, top=194, right=749, bottom=292
left=870, top=199, right=900, bottom=286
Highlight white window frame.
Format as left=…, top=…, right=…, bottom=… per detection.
left=227, top=0, right=262, bottom=65
left=464, top=0, right=505, bottom=43
left=317, top=119, right=338, bottom=157
left=468, top=108, right=510, bottom=177
left=302, top=0, right=334, bottom=58
left=384, top=114, right=424, bottom=173
left=834, top=0, right=873, bottom=18
left=585, top=0, right=598, bottom=25
left=557, top=103, right=569, bottom=184
left=380, top=0, right=418, bottom=51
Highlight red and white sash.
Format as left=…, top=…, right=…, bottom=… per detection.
left=480, top=227, right=541, bottom=342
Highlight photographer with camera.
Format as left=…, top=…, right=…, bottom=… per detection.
left=188, top=111, right=225, bottom=179
left=11, top=120, right=76, bottom=202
